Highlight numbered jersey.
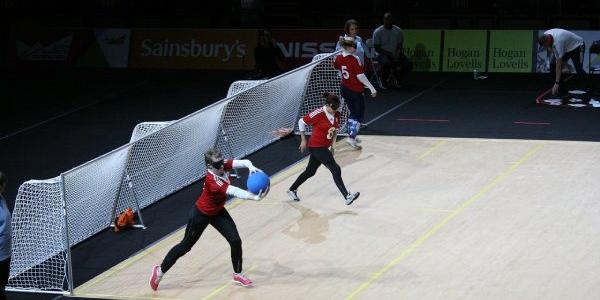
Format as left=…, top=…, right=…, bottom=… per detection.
left=303, top=107, right=341, bottom=148
left=334, top=52, right=365, bottom=93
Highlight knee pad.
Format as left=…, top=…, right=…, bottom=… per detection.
left=348, top=119, right=358, bottom=138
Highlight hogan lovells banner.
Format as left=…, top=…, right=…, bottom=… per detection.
left=129, top=29, right=257, bottom=69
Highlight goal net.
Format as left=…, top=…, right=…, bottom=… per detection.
left=7, top=51, right=342, bottom=294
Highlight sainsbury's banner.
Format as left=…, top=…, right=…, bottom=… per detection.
left=129, top=29, right=257, bottom=69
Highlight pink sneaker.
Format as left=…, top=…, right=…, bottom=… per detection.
left=150, top=265, right=162, bottom=291
left=232, top=273, right=253, bottom=287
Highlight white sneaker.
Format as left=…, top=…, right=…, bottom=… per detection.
left=346, top=138, right=362, bottom=150
left=287, top=190, right=300, bottom=201
left=345, top=192, right=360, bottom=205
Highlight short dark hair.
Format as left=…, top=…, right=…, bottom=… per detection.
left=323, top=92, right=341, bottom=110
left=344, top=19, right=359, bottom=34
left=384, top=12, right=393, bottom=19
left=538, top=34, right=550, bottom=46
left=204, top=149, right=223, bottom=167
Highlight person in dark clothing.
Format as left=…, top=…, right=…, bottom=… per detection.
left=253, top=29, right=285, bottom=79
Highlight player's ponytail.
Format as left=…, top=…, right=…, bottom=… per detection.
left=323, top=92, right=340, bottom=111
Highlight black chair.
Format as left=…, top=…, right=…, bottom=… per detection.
left=589, top=40, right=600, bottom=75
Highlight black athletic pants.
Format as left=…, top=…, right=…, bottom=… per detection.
left=550, top=43, right=587, bottom=88
left=289, top=146, right=348, bottom=197
left=161, top=207, right=243, bottom=274
left=0, top=257, right=9, bottom=300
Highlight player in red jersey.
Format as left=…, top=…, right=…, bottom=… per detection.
left=334, top=36, right=377, bottom=150
left=286, top=93, right=360, bottom=205
left=150, top=149, right=268, bottom=290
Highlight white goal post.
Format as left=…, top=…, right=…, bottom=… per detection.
left=7, top=51, right=342, bottom=295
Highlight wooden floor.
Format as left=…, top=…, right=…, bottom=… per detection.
left=74, top=136, right=600, bottom=300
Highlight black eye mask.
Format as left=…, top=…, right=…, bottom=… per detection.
left=211, top=159, right=225, bottom=169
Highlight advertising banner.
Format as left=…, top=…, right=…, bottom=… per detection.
left=536, top=30, right=600, bottom=73
left=12, top=28, right=76, bottom=66
left=271, top=29, right=340, bottom=67
left=129, top=29, right=257, bottom=69
left=442, top=30, right=487, bottom=72
left=488, top=30, right=533, bottom=73
left=403, top=30, right=442, bottom=72
left=76, top=28, right=131, bottom=68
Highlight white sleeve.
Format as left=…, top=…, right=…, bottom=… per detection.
left=232, top=159, right=254, bottom=169
left=357, top=73, right=376, bottom=93
left=298, top=118, right=307, bottom=132
left=226, top=185, right=259, bottom=200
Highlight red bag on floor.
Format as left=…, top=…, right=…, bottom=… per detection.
left=114, top=208, right=135, bottom=232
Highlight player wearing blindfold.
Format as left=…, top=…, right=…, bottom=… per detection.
left=150, top=149, right=268, bottom=290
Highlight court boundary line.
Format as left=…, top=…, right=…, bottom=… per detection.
left=364, top=80, right=445, bottom=126
left=345, top=143, right=545, bottom=300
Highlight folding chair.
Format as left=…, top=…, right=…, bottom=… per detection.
left=365, top=38, right=386, bottom=90
left=590, top=40, right=600, bottom=75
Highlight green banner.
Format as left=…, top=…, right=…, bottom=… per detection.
left=443, top=30, right=487, bottom=72
left=488, top=30, right=532, bottom=73
left=403, top=30, right=441, bottom=72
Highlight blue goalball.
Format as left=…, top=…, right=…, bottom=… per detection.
left=247, top=171, right=270, bottom=194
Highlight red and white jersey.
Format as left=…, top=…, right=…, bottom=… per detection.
left=195, top=159, right=234, bottom=216
left=303, top=106, right=340, bottom=148
left=334, top=52, right=365, bottom=93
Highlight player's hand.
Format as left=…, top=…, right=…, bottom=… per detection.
left=299, top=140, right=307, bottom=153
left=371, top=90, right=377, bottom=98
left=248, top=166, right=263, bottom=174
left=552, top=83, right=559, bottom=95
left=257, top=186, right=270, bottom=199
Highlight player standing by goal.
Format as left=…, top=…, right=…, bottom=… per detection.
left=150, top=149, right=268, bottom=290
left=286, top=93, right=360, bottom=205
left=334, top=36, right=377, bottom=150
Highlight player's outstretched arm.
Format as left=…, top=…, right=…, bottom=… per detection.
left=226, top=185, right=268, bottom=201
left=357, top=73, right=377, bottom=97
left=232, top=159, right=262, bottom=173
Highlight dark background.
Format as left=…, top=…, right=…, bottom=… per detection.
left=2, top=0, right=600, bottom=29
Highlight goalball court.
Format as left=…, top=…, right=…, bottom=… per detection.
left=73, top=135, right=600, bottom=300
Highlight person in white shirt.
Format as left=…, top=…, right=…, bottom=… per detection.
left=538, top=29, right=586, bottom=95
left=372, top=12, right=413, bottom=88
left=335, top=19, right=365, bottom=65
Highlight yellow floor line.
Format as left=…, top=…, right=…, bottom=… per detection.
left=75, top=145, right=319, bottom=295
left=345, top=143, right=545, bottom=300
left=76, top=292, right=183, bottom=300
left=418, top=139, right=447, bottom=160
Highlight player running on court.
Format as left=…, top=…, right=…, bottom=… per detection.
left=149, top=149, right=268, bottom=290
left=334, top=36, right=377, bottom=150
left=286, top=93, right=360, bottom=205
